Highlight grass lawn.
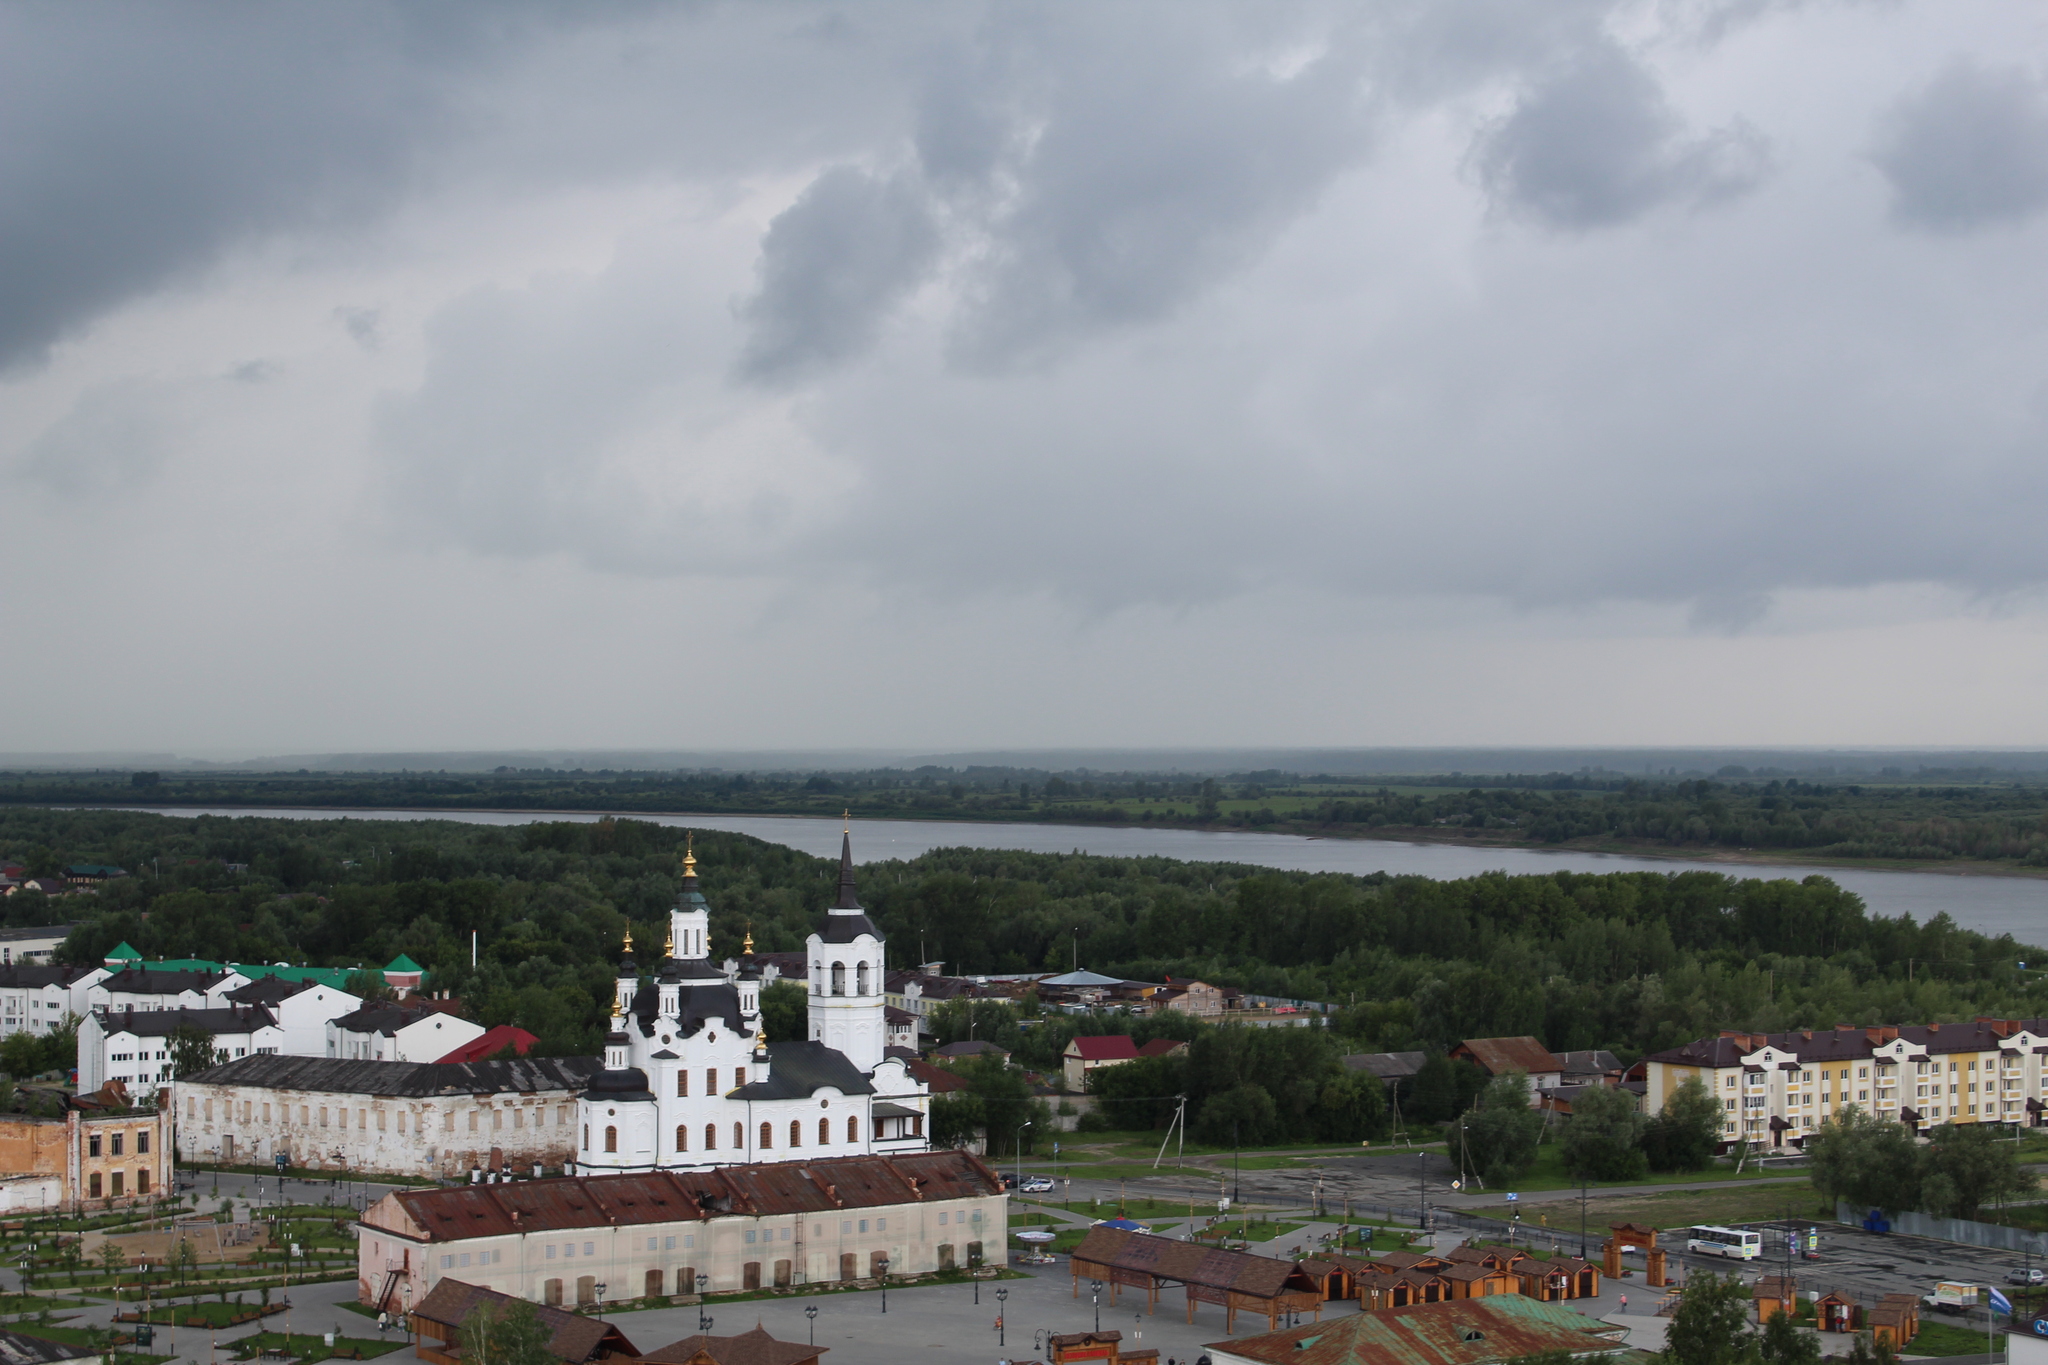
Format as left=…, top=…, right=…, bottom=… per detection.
left=226, top=1331, right=406, bottom=1363
left=1324, top=1225, right=1426, bottom=1255
left=1471, top=1183, right=1831, bottom=1234
left=1195, top=1220, right=1308, bottom=1244
left=1906, top=1321, right=2008, bottom=1357
left=129, top=1301, right=281, bottom=1327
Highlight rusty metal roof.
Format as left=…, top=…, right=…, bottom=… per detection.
left=1206, top=1291, right=1626, bottom=1365
left=409, top=1278, right=638, bottom=1362
left=640, top=1325, right=824, bottom=1365
left=1071, top=1228, right=1319, bottom=1299
left=1452, top=1037, right=1563, bottom=1076
left=374, top=1151, right=1000, bottom=1242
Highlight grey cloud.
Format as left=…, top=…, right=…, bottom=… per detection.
left=0, top=4, right=627, bottom=373
left=1874, top=60, right=2048, bottom=231
left=735, top=166, right=940, bottom=383
left=335, top=308, right=384, bottom=351
left=1473, top=44, right=1769, bottom=228
left=941, top=13, right=1376, bottom=367
left=18, top=379, right=179, bottom=497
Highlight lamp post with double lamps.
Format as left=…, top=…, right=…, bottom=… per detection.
left=1090, top=1279, right=1104, bottom=1333
left=695, top=1274, right=712, bottom=1333
left=1016, top=1121, right=1033, bottom=1190
left=995, top=1287, right=1008, bottom=1348
left=804, top=1305, right=817, bottom=1346
left=878, top=1257, right=889, bottom=1313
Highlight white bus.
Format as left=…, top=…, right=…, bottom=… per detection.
left=1688, top=1226, right=1763, bottom=1259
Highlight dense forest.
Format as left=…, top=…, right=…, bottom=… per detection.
left=2, top=808, right=2042, bottom=1071
left=10, top=765, right=2048, bottom=866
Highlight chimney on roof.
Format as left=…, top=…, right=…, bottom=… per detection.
left=1802, top=1030, right=1813, bottom=1041
left=1928, top=1023, right=1941, bottom=1032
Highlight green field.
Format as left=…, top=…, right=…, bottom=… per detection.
left=227, top=1332, right=405, bottom=1363
left=1470, top=1183, right=1829, bottom=1235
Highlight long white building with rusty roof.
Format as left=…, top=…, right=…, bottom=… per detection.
left=357, top=1150, right=1006, bottom=1312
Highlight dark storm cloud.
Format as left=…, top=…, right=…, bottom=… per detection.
left=1874, top=60, right=2048, bottom=231
left=937, top=11, right=1375, bottom=367
left=735, top=165, right=940, bottom=383
left=1472, top=43, right=1769, bottom=228
left=0, top=5, right=477, bottom=371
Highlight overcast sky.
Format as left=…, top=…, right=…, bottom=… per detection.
left=7, top=0, right=2048, bottom=755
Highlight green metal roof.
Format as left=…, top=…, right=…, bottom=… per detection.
left=104, top=942, right=143, bottom=960
left=385, top=954, right=424, bottom=973
left=121, top=957, right=391, bottom=991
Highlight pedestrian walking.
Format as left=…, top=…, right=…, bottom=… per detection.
left=1620, top=1294, right=1628, bottom=1311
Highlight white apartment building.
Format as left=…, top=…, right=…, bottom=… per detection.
left=327, top=1001, right=485, bottom=1063
left=1644, top=1017, right=2048, bottom=1150
left=224, top=977, right=366, bottom=1057
left=173, top=1054, right=595, bottom=1175
left=0, top=965, right=86, bottom=1037
left=79, top=1005, right=285, bottom=1098
left=356, top=1151, right=1007, bottom=1311
left=0, top=925, right=77, bottom=966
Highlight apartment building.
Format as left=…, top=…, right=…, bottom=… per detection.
left=1643, top=1017, right=2048, bottom=1149
left=0, top=965, right=87, bottom=1038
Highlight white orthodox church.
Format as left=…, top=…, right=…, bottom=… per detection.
left=575, top=835, right=931, bottom=1173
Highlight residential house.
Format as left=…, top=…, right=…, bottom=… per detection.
left=930, top=1040, right=1010, bottom=1065
left=0, top=965, right=86, bottom=1039
left=1642, top=1018, right=2048, bottom=1151
left=173, top=1052, right=597, bottom=1175
left=222, top=976, right=364, bottom=1057
left=1448, top=1038, right=1564, bottom=1098
left=61, top=865, right=125, bottom=890
left=1342, top=1052, right=1427, bottom=1085
left=1152, top=978, right=1224, bottom=1017
left=356, top=1151, right=1006, bottom=1308
left=1063, top=1035, right=1140, bottom=1091
left=327, top=1000, right=486, bottom=1063
left=79, top=1004, right=285, bottom=1098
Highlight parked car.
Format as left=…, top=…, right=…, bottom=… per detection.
left=999, top=1174, right=1019, bottom=1189
left=2008, top=1267, right=2046, bottom=1287
left=1020, top=1176, right=1055, bottom=1193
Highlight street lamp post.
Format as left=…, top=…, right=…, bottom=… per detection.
left=1418, top=1153, right=1428, bottom=1233
left=593, top=1282, right=607, bottom=1312
left=696, top=1274, right=712, bottom=1334
left=1016, top=1121, right=1033, bottom=1190
left=878, top=1257, right=889, bottom=1313
left=1090, top=1279, right=1104, bottom=1333
left=996, top=1286, right=1008, bottom=1348
left=804, top=1305, right=817, bottom=1345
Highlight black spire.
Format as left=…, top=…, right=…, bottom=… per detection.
left=832, top=831, right=861, bottom=910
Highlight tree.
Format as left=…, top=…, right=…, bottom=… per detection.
left=758, top=980, right=807, bottom=1046
left=461, top=1298, right=556, bottom=1365
left=0, top=1031, right=41, bottom=1079
left=1560, top=1083, right=1648, bottom=1182
left=1458, top=1071, right=1544, bottom=1186
left=1841, top=1330, right=1898, bottom=1365
left=1919, top=1122, right=2036, bottom=1221
left=1197, top=1084, right=1279, bottom=1147
left=1804, top=1107, right=1921, bottom=1216
left=1644, top=1078, right=1723, bottom=1173
left=1758, top=1305, right=1820, bottom=1365
left=167, top=1024, right=219, bottom=1080
left=1664, top=1271, right=1759, bottom=1365
left=96, top=1240, right=127, bottom=1277
left=342, top=970, right=395, bottom=1003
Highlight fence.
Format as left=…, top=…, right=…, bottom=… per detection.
left=1837, top=1201, right=2048, bottom=1255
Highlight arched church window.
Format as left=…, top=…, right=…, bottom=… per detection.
left=603, top=1126, right=617, bottom=1154
left=812, top=963, right=822, bottom=994
left=733, top=1122, right=743, bottom=1150
left=846, top=1115, right=858, bottom=1143
left=830, top=961, right=846, bottom=995
left=819, top=1117, right=831, bottom=1145
left=675, top=1125, right=688, bottom=1151
left=705, top=1123, right=716, bottom=1150
left=790, top=1119, right=802, bottom=1147
left=582, top=1125, right=589, bottom=1151
left=760, top=1121, right=773, bottom=1149
left=856, top=962, right=869, bottom=995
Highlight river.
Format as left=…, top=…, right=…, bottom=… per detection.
left=106, top=805, right=2048, bottom=945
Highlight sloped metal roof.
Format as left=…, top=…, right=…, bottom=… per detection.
left=374, top=1151, right=1001, bottom=1242
left=1207, top=1292, right=1626, bottom=1365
